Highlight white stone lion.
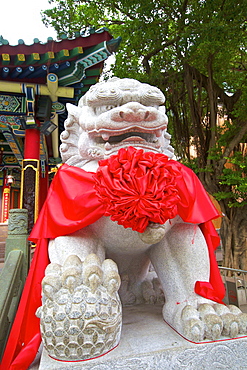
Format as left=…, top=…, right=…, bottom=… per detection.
left=38, top=78, right=247, bottom=362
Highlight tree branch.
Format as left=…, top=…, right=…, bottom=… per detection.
left=113, top=3, right=137, bottom=21
left=218, top=120, right=247, bottom=173
left=102, top=19, right=125, bottom=25
left=184, top=63, right=242, bottom=113
left=142, top=36, right=180, bottom=74
left=142, top=0, right=189, bottom=74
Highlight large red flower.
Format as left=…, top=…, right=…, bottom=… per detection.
left=94, top=147, right=182, bottom=233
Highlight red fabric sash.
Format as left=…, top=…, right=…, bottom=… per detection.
left=0, top=162, right=225, bottom=370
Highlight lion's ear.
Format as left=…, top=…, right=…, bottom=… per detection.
left=60, top=103, right=84, bottom=166
left=78, top=94, right=87, bottom=108
left=66, top=103, right=81, bottom=120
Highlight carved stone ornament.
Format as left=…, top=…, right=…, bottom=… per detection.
left=8, top=209, right=28, bottom=235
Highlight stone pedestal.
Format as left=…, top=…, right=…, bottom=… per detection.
left=38, top=304, right=247, bottom=370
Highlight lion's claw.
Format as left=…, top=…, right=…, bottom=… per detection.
left=165, top=299, right=247, bottom=342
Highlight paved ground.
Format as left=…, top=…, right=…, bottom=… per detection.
left=29, top=304, right=247, bottom=370
left=241, top=303, right=247, bottom=313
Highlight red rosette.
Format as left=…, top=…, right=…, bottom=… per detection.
left=94, top=147, right=182, bottom=233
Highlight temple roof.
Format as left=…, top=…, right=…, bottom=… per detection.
left=0, top=28, right=120, bottom=101
left=0, top=28, right=121, bottom=168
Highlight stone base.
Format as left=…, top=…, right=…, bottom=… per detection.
left=38, top=304, right=247, bottom=370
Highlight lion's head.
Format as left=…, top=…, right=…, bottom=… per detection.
left=60, top=78, right=174, bottom=168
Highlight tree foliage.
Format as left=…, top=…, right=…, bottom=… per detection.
left=42, top=0, right=247, bottom=269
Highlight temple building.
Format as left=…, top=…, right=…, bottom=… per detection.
left=0, top=29, right=120, bottom=231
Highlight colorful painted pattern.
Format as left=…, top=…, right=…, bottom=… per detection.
left=0, top=94, right=26, bottom=114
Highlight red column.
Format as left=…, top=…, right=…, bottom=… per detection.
left=22, top=126, right=41, bottom=232
left=24, top=128, right=40, bottom=160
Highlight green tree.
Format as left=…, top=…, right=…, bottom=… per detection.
left=42, top=0, right=247, bottom=269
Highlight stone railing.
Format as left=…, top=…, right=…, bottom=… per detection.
left=0, top=209, right=29, bottom=360
left=220, top=266, right=247, bottom=309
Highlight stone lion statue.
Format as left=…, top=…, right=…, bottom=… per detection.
left=34, top=77, right=247, bottom=362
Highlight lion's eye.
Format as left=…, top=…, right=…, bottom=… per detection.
left=94, top=105, right=116, bottom=115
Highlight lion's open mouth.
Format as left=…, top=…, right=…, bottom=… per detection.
left=91, top=129, right=163, bottom=153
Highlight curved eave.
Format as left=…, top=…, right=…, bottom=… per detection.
left=0, top=36, right=121, bottom=90
left=0, top=28, right=113, bottom=54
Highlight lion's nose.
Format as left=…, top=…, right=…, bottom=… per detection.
left=113, top=103, right=155, bottom=122
left=119, top=108, right=150, bottom=121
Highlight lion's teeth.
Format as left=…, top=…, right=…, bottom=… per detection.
left=102, top=133, right=110, bottom=141
left=104, top=142, right=111, bottom=150
left=156, top=129, right=162, bottom=137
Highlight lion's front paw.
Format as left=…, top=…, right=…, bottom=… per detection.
left=163, top=300, right=247, bottom=342
left=37, top=254, right=122, bottom=361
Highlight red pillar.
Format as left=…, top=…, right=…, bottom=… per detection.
left=22, top=126, right=41, bottom=232
left=24, top=128, right=40, bottom=160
